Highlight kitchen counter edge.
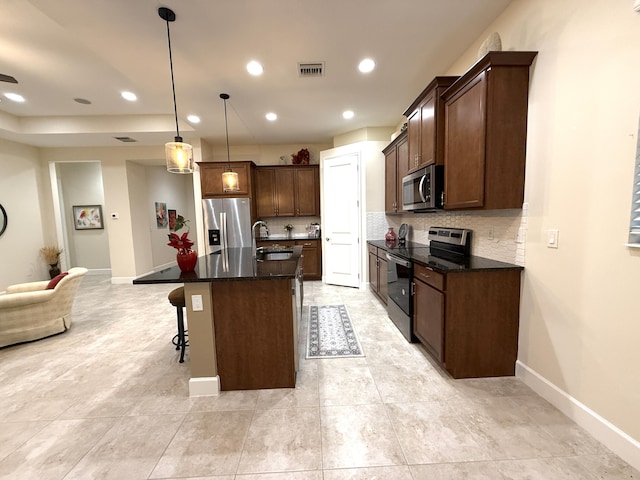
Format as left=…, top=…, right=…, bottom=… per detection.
left=367, top=240, right=524, bottom=273
left=133, top=246, right=303, bottom=285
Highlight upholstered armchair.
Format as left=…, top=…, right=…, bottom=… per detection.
left=0, top=267, right=88, bottom=348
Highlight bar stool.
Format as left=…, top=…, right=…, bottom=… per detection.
left=168, top=287, right=188, bottom=363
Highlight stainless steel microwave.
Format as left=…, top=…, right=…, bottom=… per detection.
left=402, top=165, right=444, bottom=211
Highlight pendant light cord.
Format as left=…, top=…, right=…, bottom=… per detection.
left=164, top=19, right=180, bottom=139
left=222, top=95, right=231, bottom=168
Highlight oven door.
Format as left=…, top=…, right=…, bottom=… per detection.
left=385, top=252, right=415, bottom=342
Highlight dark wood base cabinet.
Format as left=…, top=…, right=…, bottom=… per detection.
left=413, top=263, right=522, bottom=378
left=368, top=244, right=388, bottom=304
left=212, top=279, right=295, bottom=390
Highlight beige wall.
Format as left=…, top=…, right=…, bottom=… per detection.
left=41, top=146, right=168, bottom=279
left=444, top=0, right=640, bottom=445
left=56, top=162, right=111, bottom=269
left=201, top=141, right=332, bottom=166
left=0, top=139, right=49, bottom=289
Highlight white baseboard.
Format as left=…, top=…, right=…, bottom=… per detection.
left=111, top=263, right=178, bottom=285
left=189, top=376, right=220, bottom=397
left=110, top=276, right=137, bottom=285
left=516, top=360, right=640, bottom=471
left=86, top=268, right=111, bottom=276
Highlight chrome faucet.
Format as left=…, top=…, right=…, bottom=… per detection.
left=251, top=220, right=269, bottom=257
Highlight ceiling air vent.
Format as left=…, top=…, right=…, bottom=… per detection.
left=114, top=136, right=137, bottom=143
left=298, top=62, right=325, bottom=77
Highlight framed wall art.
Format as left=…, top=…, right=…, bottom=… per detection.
left=168, top=209, right=177, bottom=230
left=155, top=202, right=167, bottom=228
left=73, top=205, right=104, bottom=230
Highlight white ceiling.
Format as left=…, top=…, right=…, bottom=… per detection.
left=0, top=0, right=511, bottom=149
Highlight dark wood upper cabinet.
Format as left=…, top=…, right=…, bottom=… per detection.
left=255, top=165, right=319, bottom=218
left=403, top=76, right=458, bottom=173
left=198, top=161, right=254, bottom=198
left=383, top=131, right=408, bottom=214
left=294, top=166, right=320, bottom=216
left=255, top=167, right=295, bottom=217
left=442, top=51, right=537, bottom=210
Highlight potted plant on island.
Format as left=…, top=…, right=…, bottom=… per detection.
left=167, top=215, right=197, bottom=272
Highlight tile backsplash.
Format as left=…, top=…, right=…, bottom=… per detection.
left=367, top=207, right=527, bottom=266
left=259, top=217, right=321, bottom=237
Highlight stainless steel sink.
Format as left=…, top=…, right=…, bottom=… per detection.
left=259, top=252, right=293, bottom=261
left=255, top=247, right=294, bottom=261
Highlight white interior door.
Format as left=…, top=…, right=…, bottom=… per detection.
left=321, top=152, right=360, bottom=288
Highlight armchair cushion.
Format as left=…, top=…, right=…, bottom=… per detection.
left=46, top=272, right=68, bottom=289
left=0, top=267, right=88, bottom=348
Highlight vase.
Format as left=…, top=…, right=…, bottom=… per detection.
left=176, top=250, right=197, bottom=272
left=385, top=227, right=398, bottom=246
left=49, top=263, right=61, bottom=279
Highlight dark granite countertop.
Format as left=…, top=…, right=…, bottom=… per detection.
left=133, top=246, right=303, bottom=284
left=368, top=240, right=523, bottom=273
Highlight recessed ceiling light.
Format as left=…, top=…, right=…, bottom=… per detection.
left=358, top=58, right=375, bottom=73
left=265, top=112, right=277, bottom=121
left=247, top=60, right=264, bottom=76
left=4, top=92, right=25, bottom=102
left=342, top=110, right=355, bottom=119
left=187, top=115, right=201, bottom=123
left=121, top=91, right=137, bottom=101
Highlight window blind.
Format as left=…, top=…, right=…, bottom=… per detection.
left=629, top=126, right=640, bottom=245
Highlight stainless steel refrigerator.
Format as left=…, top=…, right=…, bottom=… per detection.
left=202, top=198, right=252, bottom=254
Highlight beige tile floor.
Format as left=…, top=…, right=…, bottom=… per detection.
left=0, top=274, right=638, bottom=480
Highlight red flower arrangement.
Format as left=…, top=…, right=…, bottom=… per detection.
left=167, top=215, right=193, bottom=254
left=167, top=214, right=197, bottom=272
left=291, top=148, right=310, bottom=165
left=167, top=231, right=194, bottom=254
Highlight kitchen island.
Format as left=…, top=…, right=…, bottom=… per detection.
left=133, top=246, right=303, bottom=396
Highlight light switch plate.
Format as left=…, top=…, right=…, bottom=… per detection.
left=547, top=229, right=559, bottom=248
left=192, top=294, right=203, bottom=311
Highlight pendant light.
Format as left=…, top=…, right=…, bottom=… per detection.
left=158, top=7, right=193, bottom=174
left=220, top=93, right=240, bottom=192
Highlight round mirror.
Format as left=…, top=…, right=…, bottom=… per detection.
left=0, top=203, right=7, bottom=237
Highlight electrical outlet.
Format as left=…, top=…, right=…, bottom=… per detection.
left=547, top=229, right=559, bottom=249
left=488, top=227, right=494, bottom=240
left=191, top=294, right=203, bottom=311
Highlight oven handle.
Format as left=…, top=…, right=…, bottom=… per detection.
left=386, top=252, right=411, bottom=268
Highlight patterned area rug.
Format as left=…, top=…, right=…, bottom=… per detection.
left=306, top=305, right=364, bottom=358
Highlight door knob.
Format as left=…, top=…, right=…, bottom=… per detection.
left=326, top=237, right=330, bottom=242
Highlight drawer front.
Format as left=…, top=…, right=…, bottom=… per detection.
left=414, top=263, right=444, bottom=291
left=296, top=240, right=318, bottom=249
left=368, top=244, right=378, bottom=256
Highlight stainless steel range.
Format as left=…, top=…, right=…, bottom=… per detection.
left=385, top=250, right=414, bottom=342
left=427, top=226, right=472, bottom=262
left=384, top=227, right=472, bottom=342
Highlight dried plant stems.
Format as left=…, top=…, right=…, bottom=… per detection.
left=40, top=246, right=62, bottom=264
